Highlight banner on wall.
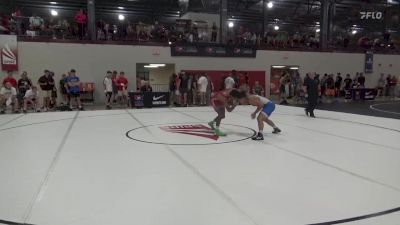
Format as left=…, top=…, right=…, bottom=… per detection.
left=364, top=50, right=373, bottom=73
left=0, top=35, right=18, bottom=71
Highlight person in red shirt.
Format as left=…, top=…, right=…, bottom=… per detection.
left=3, top=71, right=17, bottom=88
left=75, top=9, right=87, bottom=40
left=116, top=71, right=128, bottom=107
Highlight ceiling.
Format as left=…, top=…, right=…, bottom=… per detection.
left=0, top=0, right=399, bottom=34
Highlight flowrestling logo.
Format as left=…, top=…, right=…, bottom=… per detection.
left=160, top=124, right=218, bottom=140
left=360, top=12, right=383, bottom=20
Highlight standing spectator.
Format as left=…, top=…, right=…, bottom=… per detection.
left=50, top=72, right=57, bottom=108
left=198, top=74, right=208, bottom=106
left=180, top=72, right=189, bottom=107
left=320, top=74, right=328, bottom=97
left=211, top=22, right=217, bottom=42
left=303, top=72, right=319, bottom=118
left=252, top=81, right=264, bottom=96
left=66, top=69, right=83, bottom=110
left=111, top=71, right=118, bottom=103
left=3, top=71, right=17, bottom=88
left=116, top=71, right=129, bottom=107
left=23, top=86, right=39, bottom=113
left=38, top=70, right=54, bottom=111
left=103, top=71, right=113, bottom=109
left=29, top=14, right=44, bottom=31
left=385, top=74, right=392, bottom=96
left=59, top=74, right=68, bottom=105
left=169, top=73, right=177, bottom=106
left=140, top=81, right=153, bottom=92
left=358, top=73, right=366, bottom=88
left=292, top=72, right=302, bottom=99
left=174, top=74, right=181, bottom=105
left=230, top=70, right=239, bottom=87
left=343, top=74, right=352, bottom=91
left=187, top=74, right=193, bottom=105
left=75, top=9, right=87, bottom=40
left=0, top=82, right=19, bottom=114
left=279, top=72, right=290, bottom=104
left=206, top=74, right=214, bottom=105
left=325, top=74, right=335, bottom=101
left=17, top=71, right=32, bottom=109
left=376, top=73, right=385, bottom=97
left=389, top=75, right=398, bottom=98
left=191, top=75, right=198, bottom=105
left=335, top=73, right=343, bottom=97
left=224, top=75, right=235, bottom=90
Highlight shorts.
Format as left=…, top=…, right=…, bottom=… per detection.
left=70, top=92, right=80, bottom=98
left=262, top=101, right=275, bottom=117
left=118, top=90, right=128, bottom=96
left=212, top=99, right=225, bottom=118
left=325, top=89, right=335, bottom=96
left=106, top=92, right=112, bottom=97
left=180, top=88, right=188, bottom=94
left=42, top=90, right=52, bottom=98
left=17, top=93, right=25, bottom=101
left=112, top=85, right=118, bottom=94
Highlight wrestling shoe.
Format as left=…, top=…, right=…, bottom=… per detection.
left=214, top=128, right=226, bottom=136
left=208, top=121, right=215, bottom=130
left=272, top=127, right=281, bottom=134
left=252, top=132, right=264, bottom=141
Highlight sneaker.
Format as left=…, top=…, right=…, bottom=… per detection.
left=310, top=114, right=316, bottom=118
left=214, top=129, right=226, bottom=137
left=305, top=109, right=309, bottom=116
left=208, top=121, right=215, bottom=130
left=252, top=132, right=264, bottom=141
left=272, top=127, right=281, bottom=134
left=78, top=106, right=84, bottom=111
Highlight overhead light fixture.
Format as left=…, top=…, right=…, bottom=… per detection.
left=118, top=14, right=125, bottom=21
left=352, top=30, right=357, bottom=34
left=149, top=64, right=166, bottom=67
left=228, top=21, right=234, bottom=28
left=50, top=1, right=57, bottom=4
left=50, top=10, right=58, bottom=16
left=267, top=1, right=273, bottom=8
left=168, top=41, right=172, bottom=45
left=316, top=21, right=320, bottom=25
left=272, top=65, right=286, bottom=68
left=274, top=25, right=279, bottom=30
left=290, top=67, right=299, bottom=70
left=316, top=28, right=320, bottom=33
left=118, top=6, right=124, bottom=9
left=353, top=24, right=357, bottom=27
left=144, top=65, right=159, bottom=68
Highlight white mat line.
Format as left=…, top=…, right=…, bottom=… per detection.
left=171, top=109, right=400, bottom=193
left=370, top=102, right=400, bottom=115
left=125, top=109, right=260, bottom=225
left=22, top=112, right=80, bottom=224
left=0, top=114, right=25, bottom=128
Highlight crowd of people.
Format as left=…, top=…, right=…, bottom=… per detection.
left=0, top=69, right=85, bottom=114
left=277, top=71, right=399, bottom=105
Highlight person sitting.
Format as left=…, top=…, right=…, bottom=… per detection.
left=0, top=82, right=19, bottom=114
left=23, top=86, right=40, bottom=113
left=140, top=82, right=153, bottom=92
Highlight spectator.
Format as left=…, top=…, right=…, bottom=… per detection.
left=17, top=71, right=32, bottom=108
left=23, top=86, right=39, bottom=113
left=343, top=74, right=352, bottom=91
left=59, top=74, right=68, bottom=105
left=230, top=70, right=239, bottom=87
left=279, top=72, right=290, bottom=104
left=116, top=71, right=129, bottom=106
left=140, top=81, right=153, bottom=92
left=358, top=73, right=365, bottom=88
left=335, top=73, right=343, bottom=97
left=377, top=73, right=385, bottom=96
left=325, top=74, right=335, bottom=101
left=211, top=22, right=217, bottom=42
left=224, top=75, right=235, bottom=90
left=303, top=72, right=319, bottom=118
left=3, top=71, right=17, bottom=88
left=66, top=69, right=83, bottom=110
left=75, top=9, right=87, bottom=40
left=385, top=74, right=392, bottom=96
left=0, top=82, right=19, bottom=114
left=29, top=14, right=44, bottom=31
left=103, top=71, right=113, bottom=109
left=198, top=74, right=208, bottom=105
left=180, top=72, right=189, bottom=107
left=206, top=74, right=214, bottom=105
left=50, top=72, right=57, bottom=108
left=252, top=81, right=264, bottom=96
left=174, top=73, right=181, bottom=105
left=191, top=74, right=198, bottom=105
left=38, top=70, right=54, bottom=111
left=320, top=74, right=328, bottom=97
left=111, top=71, right=118, bottom=103
left=389, top=75, right=398, bottom=98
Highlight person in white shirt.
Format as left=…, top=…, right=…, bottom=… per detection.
left=224, top=76, right=235, bottom=90
left=0, top=82, right=19, bottom=114
left=103, top=71, right=113, bottom=109
left=197, top=74, right=208, bottom=105
left=23, top=86, right=39, bottom=113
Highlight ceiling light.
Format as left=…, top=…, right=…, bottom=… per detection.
left=50, top=10, right=58, bottom=16
left=274, top=25, right=279, bottom=30
left=290, top=67, right=299, bottom=70
left=149, top=64, right=166, bottom=67
left=118, top=14, right=125, bottom=21
left=267, top=1, right=273, bottom=8
left=352, top=30, right=357, bottom=34
left=316, top=28, right=320, bottom=32
left=228, top=21, right=234, bottom=28
left=50, top=2, right=57, bottom=4
left=118, top=6, right=124, bottom=9
left=144, top=65, right=159, bottom=68
left=272, top=66, right=285, bottom=68
left=168, top=41, right=172, bottom=45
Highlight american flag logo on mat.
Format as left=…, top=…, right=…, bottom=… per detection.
left=160, top=124, right=218, bottom=140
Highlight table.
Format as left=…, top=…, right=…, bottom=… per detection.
left=129, top=92, right=170, bottom=108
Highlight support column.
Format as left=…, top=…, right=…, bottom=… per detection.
left=87, top=0, right=96, bottom=40
left=320, top=0, right=330, bottom=50
left=220, top=0, right=228, bottom=44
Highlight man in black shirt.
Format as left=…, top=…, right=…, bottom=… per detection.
left=17, top=71, right=32, bottom=106
left=303, top=72, right=319, bottom=117
left=38, top=70, right=54, bottom=111
left=335, top=73, right=343, bottom=97
left=358, top=72, right=366, bottom=88
left=343, top=74, right=352, bottom=90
